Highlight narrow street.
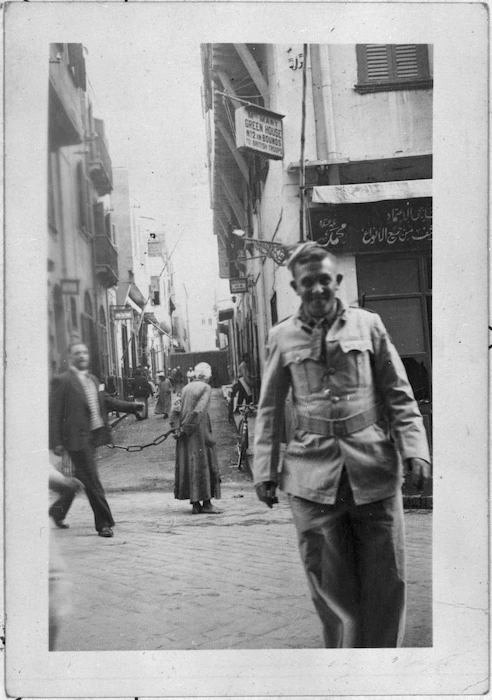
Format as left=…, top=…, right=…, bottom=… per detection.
left=52, top=389, right=432, bottom=651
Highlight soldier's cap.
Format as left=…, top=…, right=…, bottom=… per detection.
left=286, top=241, right=332, bottom=272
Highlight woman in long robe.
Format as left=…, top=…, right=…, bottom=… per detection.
left=154, top=375, right=172, bottom=418
left=171, top=363, right=222, bottom=514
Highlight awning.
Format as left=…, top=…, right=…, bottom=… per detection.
left=128, top=282, right=147, bottom=308
left=311, top=179, right=432, bottom=205
left=144, top=312, right=158, bottom=325
left=117, top=282, right=147, bottom=310
left=218, top=308, right=234, bottom=322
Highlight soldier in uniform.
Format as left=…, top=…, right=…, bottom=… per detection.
left=253, top=243, right=430, bottom=648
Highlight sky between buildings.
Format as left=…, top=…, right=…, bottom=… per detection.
left=83, top=39, right=230, bottom=351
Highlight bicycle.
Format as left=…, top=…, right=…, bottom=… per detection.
left=236, top=403, right=256, bottom=477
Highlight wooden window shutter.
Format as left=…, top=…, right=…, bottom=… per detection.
left=363, top=45, right=392, bottom=83
left=93, top=201, right=105, bottom=237
left=356, top=44, right=431, bottom=92
left=394, top=45, right=429, bottom=81
left=76, top=163, right=88, bottom=230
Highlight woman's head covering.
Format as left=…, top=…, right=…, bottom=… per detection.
left=194, top=362, right=212, bottom=381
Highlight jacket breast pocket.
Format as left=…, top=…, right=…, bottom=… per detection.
left=283, top=347, right=324, bottom=394
left=338, top=339, right=373, bottom=387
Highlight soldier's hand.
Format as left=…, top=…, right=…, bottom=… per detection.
left=255, top=481, right=279, bottom=508
left=405, top=458, right=431, bottom=492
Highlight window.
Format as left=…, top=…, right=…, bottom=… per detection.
left=105, top=213, right=112, bottom=239
left=355, top=45, right=432, bottom=93
left=150, top=276, right=160, bottom=306
left=98, top=306, right=109, bottom=378
left=67, top=43, right=87, bottom=91
left=70, top=297, right=78, bottom=330
left=76, top=162, right=88, bottom=231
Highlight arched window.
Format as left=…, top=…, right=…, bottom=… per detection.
left=84, top=291, right=93, bottom=316
left=70, top=296, right=78, bottom=329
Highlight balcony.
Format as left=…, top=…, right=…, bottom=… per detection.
left=49, top=63, right=84, bottom=148
left=95, top=234, right=118, bottom=288
left=89, top=128, right=113, bottom=195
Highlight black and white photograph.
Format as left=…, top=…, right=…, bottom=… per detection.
left=4, top=2, right=488, bottom=697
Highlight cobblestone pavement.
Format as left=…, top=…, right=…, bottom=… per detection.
left=52, top=390, right=432, bottom=651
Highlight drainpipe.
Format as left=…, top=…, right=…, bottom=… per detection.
left=310, top=44, right=340, bottom=185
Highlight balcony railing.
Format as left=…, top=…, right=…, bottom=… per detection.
left=95, top=234, right=118, bottom=288
left=89, top=131, right=113, bottom=195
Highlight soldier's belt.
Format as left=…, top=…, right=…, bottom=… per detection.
left=296, top=404, right=383, bottom=437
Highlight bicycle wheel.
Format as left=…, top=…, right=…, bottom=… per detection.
left=238, top=422, right=252, bottom=477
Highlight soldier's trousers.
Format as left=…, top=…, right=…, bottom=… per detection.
left=289, top=469, right=406, bottom=648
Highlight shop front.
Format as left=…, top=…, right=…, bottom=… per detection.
left=309, top=193, right=432, bottom=448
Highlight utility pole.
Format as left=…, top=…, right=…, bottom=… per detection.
left=299, top=43, right=309, bottom=242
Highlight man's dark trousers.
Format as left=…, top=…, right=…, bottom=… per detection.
left=49, top=436, right=114, bottom=532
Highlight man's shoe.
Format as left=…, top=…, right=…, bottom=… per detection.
left=53, top=519, right=69, bottom=529
left=201, top=504, right=223, bottom=514
left=98, top=527, right=114, bottom=538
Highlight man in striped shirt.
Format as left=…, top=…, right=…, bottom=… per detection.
left=49, top=342, right=144, bottom=538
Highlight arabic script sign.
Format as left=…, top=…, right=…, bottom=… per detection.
left=310, top=198, right=432, bottom=253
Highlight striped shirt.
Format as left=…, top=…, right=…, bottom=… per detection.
left=72, top=368, right=104, bottom=431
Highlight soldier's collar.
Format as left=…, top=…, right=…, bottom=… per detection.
left=297, top=298, right=346, bottom=330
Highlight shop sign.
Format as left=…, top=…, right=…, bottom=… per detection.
left=235, top=105, right=284, bottom=160
left=111, top=305, right=133, bottom=321
left=309, top=198, right=432, bottom=253
left=60, top=279, right=80, bottom=295
left=229, top=277, right=248, bottom=294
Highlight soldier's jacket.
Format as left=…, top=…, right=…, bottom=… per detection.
left=253, top=299, right=430, bottom=505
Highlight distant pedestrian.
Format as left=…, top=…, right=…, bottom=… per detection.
left=132, top=368, right=153, bottom=419
left=210, top=365, right=218, bottom=388
left=186, top=366, right=196, bottom=384
left=105, top=372, right=120, bottom=417
left=105, top=373, right=118, bottom=396
left=171, top=362, right=222, bottom=515
left=173, top=366, right=185, bottom=394
left=155, top=374, right=172, bottom=418
left=235, top=353, right=254, bottom=410
left=49, top=341, right=144, bottom=537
